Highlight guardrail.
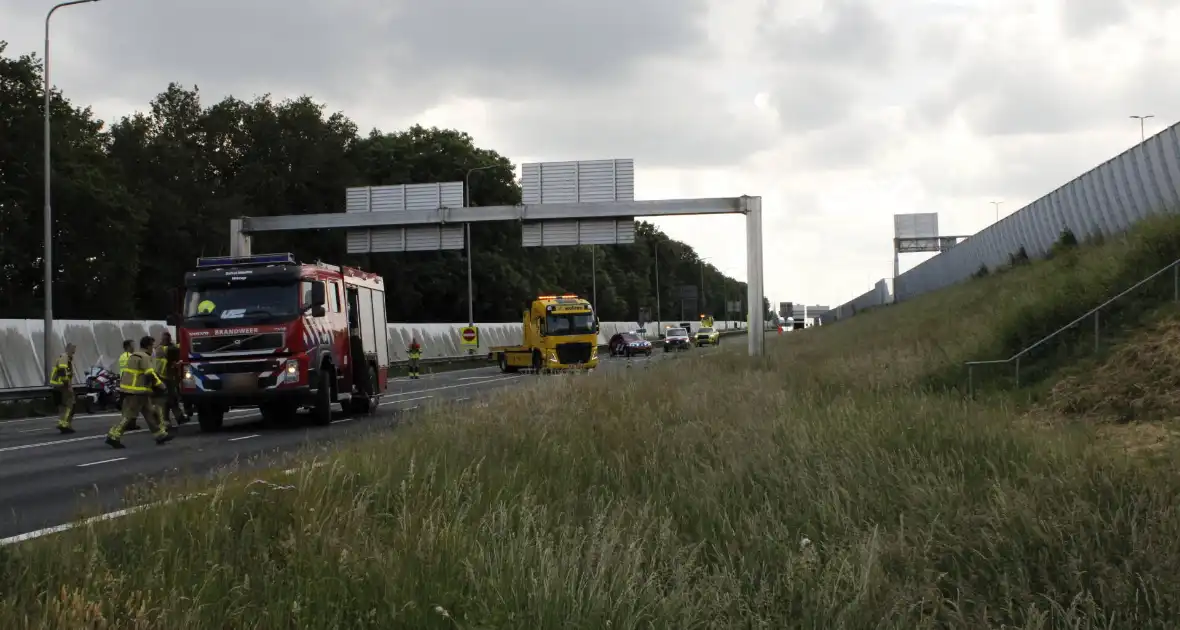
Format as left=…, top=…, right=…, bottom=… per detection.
left=392, top=329, right=750, bottom=371
left=964, top=257, right=1180, bottom=396
left=0, top=385, right=87, bottom=403
left=1, top=330, right=750, bottom=408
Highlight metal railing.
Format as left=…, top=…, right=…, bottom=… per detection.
left=965, top=257, right=1180, bottom=396
left=0, top=384, right=86, bottom=403
left=0, top=331, right=751, bottom=399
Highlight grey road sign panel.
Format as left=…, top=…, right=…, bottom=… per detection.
left=345, top=182, right=465, bottom=252
left=894, top=213, right=939, bottom=239
left=520, top=219, right=636, bottom=247
left=522, top=159, right=635, bottom=205
left=679, top=285, right=698, bottom=300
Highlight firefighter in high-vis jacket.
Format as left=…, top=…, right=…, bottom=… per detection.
left=118, top=339, right=133, bottom=373
left=106, top=336, right=174, bottom=449
left=118, top=339, right=140, bottom=430
left=153, top=331, right=188, bottom=428
left=50, top=342, right=77, bottom=434
left=408, top=338, right=422, bottom=379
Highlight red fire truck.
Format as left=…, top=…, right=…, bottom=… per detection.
left=166, top=253, right=390, bottom=432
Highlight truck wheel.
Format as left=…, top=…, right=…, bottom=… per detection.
left=197, top=405, right=224, bottom=433
left=498, top=354, right=518, bottom=374
left=532, top=351, right=543, bottom=373
left=311, top=370, right=333, bottom=426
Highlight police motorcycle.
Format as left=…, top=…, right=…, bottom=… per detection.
left=82, top=357, right=122, bottom=414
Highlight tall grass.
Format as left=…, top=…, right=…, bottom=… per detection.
left=5, top=217, right=1180, bottom=627
left=2, top=344, right=1180, bottom=627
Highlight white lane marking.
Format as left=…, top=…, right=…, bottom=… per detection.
left=0, top=408, right=257, bottom=426
left=0, top=377, right=511, bottom=546
left=390, top=395, right=432, bottom=404
left=228, top=434, right=260, bottom=442
left=18, top=427, right=56, bottom=434
left=453, top=397, right=470, bottom=402
left=329, top=395, right=433, bottom=425
left=0, top=492, right=208, bottom=547
left=457, top=375, right=500, bottom=381
left=0, top=430, right=145, bottom=453
left=77, top=457, right=126, bottom=468
left=386, top=376, right=519, bottom=398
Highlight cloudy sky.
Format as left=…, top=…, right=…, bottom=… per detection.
left=3, top=0, right=1178, bottom=310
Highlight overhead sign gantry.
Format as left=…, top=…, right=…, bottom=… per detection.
left=226, top=158, right=767, bottom=357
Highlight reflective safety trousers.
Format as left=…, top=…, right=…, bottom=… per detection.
left=153, top=345, right=169, bottom=380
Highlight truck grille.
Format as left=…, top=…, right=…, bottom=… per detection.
left=196, top=360, right=277, bottom=375
left=555, top=342, right=593, bottom=364
left=191, top=332, right=284, bottom=354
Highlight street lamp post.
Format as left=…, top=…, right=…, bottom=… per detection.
left=43, top=0, right=100, bottom=385
left=1130, top=114, right=1155, bottom=143
left=698, top=256, right=711, bottom=317
left=463, top=165, right=497, bottom=329
left=990, top=200, right=1003, bottom=223
left=590, top=246, right=597, bottom=309
left=653, top=241, right=661, bottom=333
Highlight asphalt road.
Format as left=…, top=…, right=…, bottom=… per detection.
left=0, top=347, right=705, bottom=542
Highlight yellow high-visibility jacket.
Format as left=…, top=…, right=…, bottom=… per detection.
left=119, top=351, right=163, bottom=395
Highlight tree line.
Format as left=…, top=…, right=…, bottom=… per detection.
left=0, top=42, right=768, bottom=323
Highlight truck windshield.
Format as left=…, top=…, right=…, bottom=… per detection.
left=545, top=312, right=595, bottom=336
left=183, top=283, right=300, bottom=323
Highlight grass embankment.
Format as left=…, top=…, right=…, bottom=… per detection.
left=6, top=220, right=1180, bottom=628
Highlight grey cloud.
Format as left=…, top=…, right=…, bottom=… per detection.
left=767, top=68, right=859, bottom=132
left=918, top=133, right=1124, bottom=201
left=1060, top=0, right=1130, bottom=38
left=915, top=47, right=1180, bottom=138
left=20, top=0, right=712, bottom=118
left=482, top=71, right=779, bottom=168
left=763, top=0, right=896, bottom=71
left=784, top=113, right=899, bottom=172
left=757, top=1, right=897, bottom=136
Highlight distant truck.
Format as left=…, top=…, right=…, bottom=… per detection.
left=168, top=252, right=390, bottom=431
left=490, top=294, right=600, bottom=372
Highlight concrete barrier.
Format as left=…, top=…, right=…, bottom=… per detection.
left=0, top=319, right=747, bottom=389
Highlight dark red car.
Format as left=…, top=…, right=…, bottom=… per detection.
left=608, top=332, right=653, bottom=357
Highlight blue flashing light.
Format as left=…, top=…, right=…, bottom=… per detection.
left=196, top=253, right=297, bottom=268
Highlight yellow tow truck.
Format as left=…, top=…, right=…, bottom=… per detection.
left=695, top=315, right=721, bottom=346
left=490, top=294, right=600, bottom=373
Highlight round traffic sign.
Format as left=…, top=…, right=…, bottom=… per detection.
left=461, top=327, right=477, bottom=342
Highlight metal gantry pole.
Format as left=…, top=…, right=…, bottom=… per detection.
left=43, top=0, right=100, bottom=384
left=745, top=196, right=765, bottom=357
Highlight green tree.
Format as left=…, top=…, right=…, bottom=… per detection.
left=0, top=42, right=769, bottom=323
left=0, top=42, right=143, bottom=319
